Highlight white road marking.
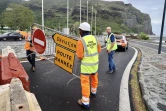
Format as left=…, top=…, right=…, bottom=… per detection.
left=34, top=38, right=44, bottom=46
left=119, top=46, right=138, bottom=111
left=130, top=40, right=166, bottom=54
left=130, top=40, right=166, bottom=47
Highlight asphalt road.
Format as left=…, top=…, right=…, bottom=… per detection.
left=22, top=47, right=135, bottom=111
left=130, top=40, right=166, bottom=53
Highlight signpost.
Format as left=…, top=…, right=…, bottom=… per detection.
left=32, top=29, right=46, bottom=54
left=55, top=46, right=75, bottom=73
left=52, top=33, right=78, bottom=51
left=52, top=33, right=78, bottom=74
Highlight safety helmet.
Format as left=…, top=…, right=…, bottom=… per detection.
left=79, top=22, right=91, bottom=31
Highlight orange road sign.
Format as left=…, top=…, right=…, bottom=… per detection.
left=55, top=46, right=75, bottom=74
left=52, top=33, right=78, bottom=51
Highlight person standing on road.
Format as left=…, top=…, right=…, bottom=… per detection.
left=76, top=22, right=101, bottom=109
left=24, top=28, right=36, bottom=72
left=105, top=27, right=117, bottom=74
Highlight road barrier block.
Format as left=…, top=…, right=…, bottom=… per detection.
left=0, top=46, right=30, bottom=91
left=0, top=78, right=41, bottom=111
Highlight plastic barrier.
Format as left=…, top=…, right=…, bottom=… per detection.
left=0, top=46, right=30, bottom=91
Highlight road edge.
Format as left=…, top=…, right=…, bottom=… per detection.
left=119, top=46, right=138, bottom=111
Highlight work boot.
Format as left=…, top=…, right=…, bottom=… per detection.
left=32, top=67, right=35, bottom=72
left=113, top=68, right=117, bottom=72
left=91, top=92, right=97, bottom=97
left=78, top=99, right=90, bottom=109
left=107, top=70, right=114, bottom=74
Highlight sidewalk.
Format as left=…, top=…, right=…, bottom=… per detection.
left=130, top=43, right=166, bottom=111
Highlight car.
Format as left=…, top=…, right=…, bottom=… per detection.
left=115, top=35, right=129, bottom=51
left=0, top=32, right=23, bottom=41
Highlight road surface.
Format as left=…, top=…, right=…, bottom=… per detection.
left=22, top=47, right=135, bottom=111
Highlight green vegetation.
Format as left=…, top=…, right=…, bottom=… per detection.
left=0, top=0, right=152, bottom=35
left=130, top=49, right=147, bottom=111
left=139, top=32, right=149, bottom=40
left=0, top=4, right=34, bottom=30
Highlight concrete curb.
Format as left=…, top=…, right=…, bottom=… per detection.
left=119, top=46, right=138, bottom=111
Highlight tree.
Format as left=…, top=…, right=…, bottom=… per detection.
left=139, top=32, right=149, bottom=40
left=0, top=4, right=35, bottom=30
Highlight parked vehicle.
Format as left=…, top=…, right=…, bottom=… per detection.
left=0, top=32, right=23, bottom=41
left=115, top=35, right=129, bottom=51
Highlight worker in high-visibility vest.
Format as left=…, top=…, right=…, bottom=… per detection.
left=76, top=22, right=101, bottom=108
left=105, top=27, right=117, bottom=74
left=24, top=28, right=36, bottom=72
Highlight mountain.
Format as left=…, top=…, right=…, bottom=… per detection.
left=0, top=0, right=153, bottom=34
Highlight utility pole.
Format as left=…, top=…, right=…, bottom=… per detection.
left=42, top=0, right=44, bottom=32
left=87, top=0, right=88, bottom=22
left=67, top=0, right=69, bottom=30
left=91, top=6, right=93, bottom=35
left=59, top=22, right=61, bottom=31
left=80, top=0, right=82, bottom=24
left=158, top=0, right=166, bottom=54
left=95, top=11, right=96, bottom=36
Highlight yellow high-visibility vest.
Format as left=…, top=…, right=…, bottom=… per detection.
left=80, top=35, right=99, bottom=74
left=106, top=33, right=117, bottom=51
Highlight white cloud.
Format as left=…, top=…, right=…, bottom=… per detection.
left=150, top=7, right=159, bottom=11
left=152, top=20, right=162, bottom=25
left=102, top=0, right=129, bottom=3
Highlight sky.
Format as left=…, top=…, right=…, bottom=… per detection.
left=104, top=0, right=166, bottom=36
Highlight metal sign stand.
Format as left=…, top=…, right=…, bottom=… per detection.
left=30, top=23, right=80, bottom=84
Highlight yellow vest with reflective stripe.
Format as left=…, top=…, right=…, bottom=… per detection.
left=106, top=33, right=117, bottom=50
left=80, top=35, right=99, bottom=74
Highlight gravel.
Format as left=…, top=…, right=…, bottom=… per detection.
left=130, top=43, right=166, bottom=111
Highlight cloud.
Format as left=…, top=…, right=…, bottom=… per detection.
left=150, top=7, right=159, bottom=11
left=102, top=0, right=129, bottom=3
left=151, top=20, right=162, bottom=25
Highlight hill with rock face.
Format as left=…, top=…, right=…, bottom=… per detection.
left=0, top=0, right=153, bottom=34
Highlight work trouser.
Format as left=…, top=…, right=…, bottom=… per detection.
left=108, top=51, right=116, bottom=71
left=81, top=73, right=98, bottom=104
left=26, top=50, right=36, bottom=67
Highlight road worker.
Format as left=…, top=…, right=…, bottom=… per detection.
left=105, top=27, right=117, bottom=74
left=24, top=27, right=36, bottom=72
left=76, top=22, right=101, bottom=108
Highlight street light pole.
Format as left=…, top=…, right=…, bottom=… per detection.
left=67, top=0, right=69, bottom=30
left=158, top=0, right=166, bottom=54
left=42, top=0, right=44, bottom=31
left=95, top=11, right=96, bottom=36
left=80, top=0, right=82, bottom=24
left=91, top=6, right=93, bottom=35
left=87, top=0, right=88, bottom=22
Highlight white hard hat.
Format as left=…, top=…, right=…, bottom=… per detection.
left=79, top=22, right=91, bottom=31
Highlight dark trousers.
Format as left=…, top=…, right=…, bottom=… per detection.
left=26, top=50, right=35, bottom=67
left=108, top=51, right=116, bottom=71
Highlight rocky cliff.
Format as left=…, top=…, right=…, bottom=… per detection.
left=0, top=0, right=153, bottom=34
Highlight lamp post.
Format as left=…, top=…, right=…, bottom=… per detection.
left=67, top=0, right=69, bottom=29
left=87, top=0, right=88, bottom=22
left=158, top=0, right=166, bottom=54
left=42, top=0, right=44, bottom=32
left=91, top=6, right=93, bottom=34
left=95, top=11, right=96, bottom=36
left=80, top=0, right=82, bottom=24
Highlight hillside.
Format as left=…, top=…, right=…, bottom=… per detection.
left=0, top=0, right=153, bottom=34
